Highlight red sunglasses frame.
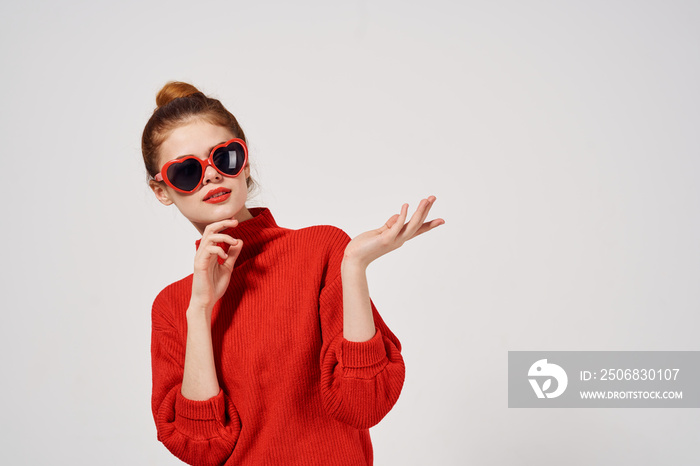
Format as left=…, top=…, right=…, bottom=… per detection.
left=154, top=138, right=248, bottom=194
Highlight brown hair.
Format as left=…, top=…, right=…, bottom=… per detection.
left=142, top=81, right=257, bottom=194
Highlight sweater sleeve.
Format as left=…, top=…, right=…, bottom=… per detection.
left=318, top=230, right=406, bottom=429
left=151, top=293, right=241, bottom=466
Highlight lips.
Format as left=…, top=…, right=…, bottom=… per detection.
left=204, top=187, right=231, bottom=203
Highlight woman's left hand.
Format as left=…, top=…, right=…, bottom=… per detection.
left=343, top=195, right=445, bottom=269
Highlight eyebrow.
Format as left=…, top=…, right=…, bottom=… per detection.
left=174, top=141, right=227, bottom=160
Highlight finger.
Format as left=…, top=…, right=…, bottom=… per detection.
left=205, top=245, right=230, bottom=261
left=421, top=196, right=437, bottom=223
left=408, top=218, right=445, bottom=239
left=203, top=220, right=236, bottom=237
left=400, top=198, right=431, bottom=239
left=388, top=203, right=409, bottom=239
left=221, top=240, right=243, bottom=269
left=203, top=217, right=239, bottom=236
left=204, top=234, right=239, bottom=247
left=227, top=238, right=243, bottom=255
left=380, top=214, right=400, bottom=232
left=405, top=196, right=439, bottom=237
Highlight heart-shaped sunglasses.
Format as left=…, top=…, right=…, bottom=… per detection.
left=154, top=138, right=248, bottom=193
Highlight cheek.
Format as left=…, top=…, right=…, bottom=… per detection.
left=236, top=175, right=250, bottom=191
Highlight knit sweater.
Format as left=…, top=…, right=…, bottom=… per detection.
left=151, top=207, right=405, bottom=466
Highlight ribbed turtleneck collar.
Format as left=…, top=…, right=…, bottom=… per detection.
left=219, top=207, right=278, bottom=242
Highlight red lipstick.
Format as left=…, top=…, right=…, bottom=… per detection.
left=204, top=187, right=231, bottom=204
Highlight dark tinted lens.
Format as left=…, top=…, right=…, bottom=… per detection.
left=212, top=142, right=245, bottom=176
left=166, top=158, right=202, bottom=192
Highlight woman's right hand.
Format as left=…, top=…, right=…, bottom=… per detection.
left=189, top=217, right=244, bottom=315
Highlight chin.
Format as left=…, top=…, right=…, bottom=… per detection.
left=214, top=200, right=247, bottom=219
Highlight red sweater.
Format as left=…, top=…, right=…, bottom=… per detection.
left=151, top=207, right=405, bottom=465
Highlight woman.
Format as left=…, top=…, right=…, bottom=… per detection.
left=143, top=81, right=444, bottom=465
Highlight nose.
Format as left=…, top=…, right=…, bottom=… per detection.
left=202, top=162, right=222, bottom=186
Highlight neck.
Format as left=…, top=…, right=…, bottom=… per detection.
left=236, top=207, right=254, bottom=223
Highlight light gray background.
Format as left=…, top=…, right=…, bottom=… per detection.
left=1, top=1, right=698, bottom=465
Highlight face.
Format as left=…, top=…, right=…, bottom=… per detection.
left=150, top=119, right=252, bottom=234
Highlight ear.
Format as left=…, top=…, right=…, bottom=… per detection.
left=149, top=180, right=174, bottom=206
left=244, top=164, right=251, bottom=183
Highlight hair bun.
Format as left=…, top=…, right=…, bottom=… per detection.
left=155, top=81, right=202, bottom=108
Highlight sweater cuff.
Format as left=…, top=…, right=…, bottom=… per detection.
left=175, top=388, right=226, bottom=423
left=341, top=327, right=388, bottom=369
